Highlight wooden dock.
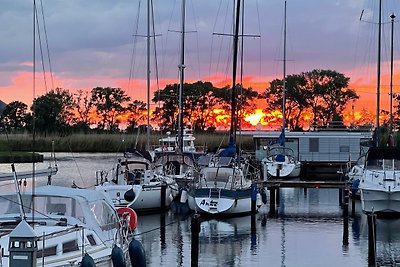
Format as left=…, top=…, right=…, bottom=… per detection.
left=260, top=179, right=349, bottom=189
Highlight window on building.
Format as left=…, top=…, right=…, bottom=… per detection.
left=309, top=138, right=319, bottom=152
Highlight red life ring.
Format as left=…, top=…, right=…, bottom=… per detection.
left=117, top=207, right=137, bottom=231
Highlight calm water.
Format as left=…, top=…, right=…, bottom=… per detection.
left=1, top=153, right=399, bottom=267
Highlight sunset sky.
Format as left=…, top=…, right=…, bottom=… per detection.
left=1, top=0, right=400, bottom=125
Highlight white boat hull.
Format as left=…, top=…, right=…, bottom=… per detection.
left=187, top=188, right=253, bottom=216
left=262, top=160, right=301, bottom=179
left=96, top=183, right=172, bottom=212
left=360, top=188, right=400, bottom=214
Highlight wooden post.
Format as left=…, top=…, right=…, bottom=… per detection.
left=339, top=188, right=343, bottom=207
left=251, top=183, right=257, bottom=214
left=160, top=212, right=166, bottom=250
left=276, top=188, right=280, bottom=207
left=342, top=188, right=349, bottom=246
left=191, top=214, right=201, bottom=267
left=269, top=187, right=276, bottom=216
left=161, top=182, right=167, bottom=211
left=368, top=213, right=377, bottom=266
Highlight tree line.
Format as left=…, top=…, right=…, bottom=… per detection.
left=2, top=68, right=388, bottom=135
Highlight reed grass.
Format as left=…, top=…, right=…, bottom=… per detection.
left=0, top=132, right=254, bottom=153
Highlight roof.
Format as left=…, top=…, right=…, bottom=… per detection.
left=366, top=147, right=400, bottom=160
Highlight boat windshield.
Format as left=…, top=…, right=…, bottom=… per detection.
left=0, top=195, right=85, bottom=223
left=366, top=158, right=400, bottom=170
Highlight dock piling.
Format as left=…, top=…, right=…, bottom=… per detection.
left=367, top=213, right=377, bottom=266
left=191, top=214, right=201, bottom=267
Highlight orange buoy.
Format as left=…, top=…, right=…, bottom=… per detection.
left=117, top=207, right=137, bottom=231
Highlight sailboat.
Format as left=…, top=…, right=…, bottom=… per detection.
left=359, top=3, right=400, bottom=215
left=186, top=0, right=260, bottom=216
left=95, top=0, right=177, bottom=213
left=0, top=2, right=140, bottom=264
left=153, top=0, right=199, bottom=189
left=261, top=1, right=301, bottom=179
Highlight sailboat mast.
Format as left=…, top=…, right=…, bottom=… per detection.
left=390, top=13, right=396, bottom=134
left=146, top=0, right=151, bottom=151
left=282, top=0, right=287, bottom=133
left=178, top=0, right=186, bottom=152
left=230, top=0, right=241, bottom=144
left=376, top=0, right=382, bottom=147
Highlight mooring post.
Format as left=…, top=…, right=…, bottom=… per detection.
left=342, top=188, right=349, bottom=246
left=343, top=188, right=349, bottom=217
left=368, top=213, right=377, bottom=266
left=269, top=187, right=276, bottom=216
left=161, top=182, right=167, bottom=211
left=251, top=183, right=257, bottom=214
left=191, top=214, right=201, bottom=267
left=276, top=188, right=280, bottom=207
left=160, top=212, right=166, bottom=250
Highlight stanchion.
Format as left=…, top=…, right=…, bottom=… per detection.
left=160, top=212, right=166, bottom=250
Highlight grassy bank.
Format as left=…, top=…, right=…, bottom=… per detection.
left=0, top=132, right=254, bottom=153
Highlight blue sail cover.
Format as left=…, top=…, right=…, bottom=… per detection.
left=269, top=129, right=285, bottom=146
left=217, top=134, right=236, bottom=157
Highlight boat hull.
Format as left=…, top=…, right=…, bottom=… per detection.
left=187, top=188, right=253, bottom=216
left=96, top=183, right=173, bottom=213
left=360, top=188, right=400, bottom=214
left=262, top=160, right=301, bottom=179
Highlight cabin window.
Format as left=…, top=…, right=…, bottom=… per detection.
left=340, top=146, right=350, bottom=153
left=309, top=138, right=319, bottom=152
left=37, top=245, right=57, bottom=258
left=87, top=234, right=97, bottom=246
left=62, top=240, right=79, bottom=254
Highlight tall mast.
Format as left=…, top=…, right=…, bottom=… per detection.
left=282, top=0, right=287, bottom=134
left=230, top=0, right=241, bottom=145
left=146, top=0, right=151, bottom=150
left=375, top=0, right=382, bottom=147
left=390, top=13, right=396, bottom=134
left=178, top=0, right=186, bottom=152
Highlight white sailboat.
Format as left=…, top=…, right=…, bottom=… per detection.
left=359, top=2, right=400, bottom=215
left=95, top=0, right=177, bottom=213
left=261, top=1, right=301, bottom=179
left=187, top=0, right=261, bottom=216
left=152, top=0, right=199, bottom=188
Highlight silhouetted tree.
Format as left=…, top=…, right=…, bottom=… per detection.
left=0, top=101, right=30, bottom=132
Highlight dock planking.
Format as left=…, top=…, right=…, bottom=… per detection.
left=259, top=179, right=349, bottom=189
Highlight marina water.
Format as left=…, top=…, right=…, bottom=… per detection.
left=1, top=153, right=398, bottom=267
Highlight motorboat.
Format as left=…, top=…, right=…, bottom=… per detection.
left=0, top=184, right=136, bottom=267
left=359, top=147, right=400, bottom=214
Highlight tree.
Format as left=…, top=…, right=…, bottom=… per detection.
left=31, top=88, right=74, bottom=135
left=125, top=100, right=147, bottom=133
left=0, top=101, right=30, bottom=132
left=263, top=69, right=358, bottom=130
left=90, top=87, right=131, bottom=132
left=304, top=69, right=358, bottom=128
left=71, top=90, right=94, bottom=132
left=263, top=74, right=310, bottom=130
